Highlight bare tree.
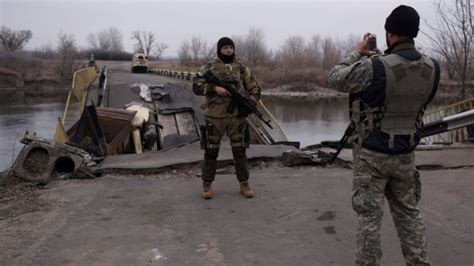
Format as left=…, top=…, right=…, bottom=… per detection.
left=154, top=43, right=168, bottom=60
left=107, top=27, right=123, bottom=51
left=131, top=30, right=167, bottom=57
left=307, top=34, right=323, bottom=67
left=338, top=34, right=359, bottom=55
left=178, top=41, right=192, bottom=66
left=0, top=26, right=33, bottom=52
left=277, top=35, right=308, bottom=67
left=178, top=36, right=212, bottom=66
left=97, top=31, right=111, bottom=50
left=321, top=37, right=342, bottom=71
left=234, top=27, right=269, bottom=66
left=56, top=31, right=78, bottom=82
left=424, top=0, right=473, bottom=99
left=86, top=33, right=99, bottom=50
left=33, top=44, right=56, bottom=60
left=86, top=27, right=124, bottom=51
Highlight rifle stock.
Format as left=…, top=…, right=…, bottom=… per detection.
left=328, top=123, right=354, bottom=165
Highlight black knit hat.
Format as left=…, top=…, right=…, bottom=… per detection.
left=217, top=37, right=234, bottom=51
left=384, top=5, right=420, bottom=38
left=217, top=37, right=235, bottom=63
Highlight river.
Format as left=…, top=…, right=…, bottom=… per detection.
left=0, top=101, right=66, bottom=171
left=0, top=97, right=349, bottom=171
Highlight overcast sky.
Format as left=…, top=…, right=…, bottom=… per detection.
left=1, top=0, right=438, bottom=57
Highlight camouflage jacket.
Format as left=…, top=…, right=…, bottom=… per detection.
left=327, top=43, right=440, bottom=154
left=327, top=51, right=372, bottom=94
left=193, top=57, right=261, bottom=118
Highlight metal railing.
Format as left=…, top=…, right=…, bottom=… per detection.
left=54, top=67, right=98, bottom=143
left=423, top=97, right=474, bottom=144
left=148, top=68, right=196, bottom=81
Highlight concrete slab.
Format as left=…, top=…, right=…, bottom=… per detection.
left=98, top=142, right=474, bottom=173
left=98, top=142, right=298, bottom=172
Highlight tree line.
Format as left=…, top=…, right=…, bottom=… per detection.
left=0, top=0, right=472, bottom=98
left=177, top=29, right=359, bottom=87
left=0, top=26, right=168, bottom=83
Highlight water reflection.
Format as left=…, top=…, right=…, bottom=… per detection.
left=0, top=102, right=65, bottom=171
left=263, top=97, right=350, bottom=147
left=0, top=96, right=351, bottom=170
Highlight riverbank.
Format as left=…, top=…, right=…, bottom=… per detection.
left=262, top=83, right=463, bottom=107
left=0, top=67, right=465, bottom=106
left=262, top=84, right=346, bottom=100
left=0, top=80, right=69, bottom=104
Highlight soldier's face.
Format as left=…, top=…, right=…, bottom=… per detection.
left=220, top=45, right=234, bottom=56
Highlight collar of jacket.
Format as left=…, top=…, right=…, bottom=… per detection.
left=384, top=39, right=415, bottom=54
left=217, top=56, right=240, bottom=64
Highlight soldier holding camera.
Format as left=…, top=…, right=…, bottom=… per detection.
left=328, top=5, right=441, bottom=265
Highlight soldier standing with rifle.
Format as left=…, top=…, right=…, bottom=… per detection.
left=328, top=5, right=440, bottom=265
left=193, top=37, right=261, bottom=199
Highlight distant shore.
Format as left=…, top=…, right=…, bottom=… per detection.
left=0, top=80, right=69, bottom=104
left=0, top=76, right=463, bottom=106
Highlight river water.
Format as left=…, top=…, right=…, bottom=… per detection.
left=0, top=101, right=66, bottom=171
left=263, top=97, right=350, bottom=147
left=0, top=96, right=349, bottom=171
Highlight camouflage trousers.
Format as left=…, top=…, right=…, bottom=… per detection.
left=352, top=146, right=430, bottom=266
left=201, top=117, right=250, bottom=183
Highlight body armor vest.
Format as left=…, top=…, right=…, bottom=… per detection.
left=351, top=54, right=436, bottom=149
left=211, top=61, right=246, bottom=97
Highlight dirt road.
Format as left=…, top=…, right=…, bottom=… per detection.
left=1, top=146, right=473, bottom=265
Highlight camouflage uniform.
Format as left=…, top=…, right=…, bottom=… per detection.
left=193, top=57, right=261, bottom=183
left=328, top=41, right=439, bottom=265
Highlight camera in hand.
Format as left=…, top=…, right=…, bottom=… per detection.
left=368, top=34, right=377, bottom=51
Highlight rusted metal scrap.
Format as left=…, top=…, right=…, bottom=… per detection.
left=10, top=133, right=96, bottom=184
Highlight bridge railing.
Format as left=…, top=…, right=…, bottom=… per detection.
left=54, top=67, right=98, bottom=143
left=423, top=97, right=474, bottom=144
left=148, top=68, right=197, bottom=81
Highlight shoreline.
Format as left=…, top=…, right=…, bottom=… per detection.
left=0, top=79, right=464, bottom=106
left=0, top=80, right=69, bottom=104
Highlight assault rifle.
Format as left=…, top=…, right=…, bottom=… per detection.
left=328, top=109, right=474, bottom=164
left=328, top=123, right=354, bottom=165
left=197, top=70, right=273, bottom=129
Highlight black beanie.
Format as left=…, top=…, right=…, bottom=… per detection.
left=217, top=37, right=235, bottom=63
left=384, top=5, right=420, bottom=38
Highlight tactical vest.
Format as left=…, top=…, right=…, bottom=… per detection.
left=204, top=60, right=248, bottom=118
left=211, top=60, right=246, bottom=92
left=351, top=54, right=436, bottom=149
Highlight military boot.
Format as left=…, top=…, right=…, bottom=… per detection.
left=202, top=182, right=213, bottom=199
left=240, top=181, right=254, bottom=198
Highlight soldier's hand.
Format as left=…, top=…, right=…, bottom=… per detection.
left=215, top=86, right=230, bottom=97
left=249, top=99, right=257, bottom=107
left=355, top=32, right=373, bottom=56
